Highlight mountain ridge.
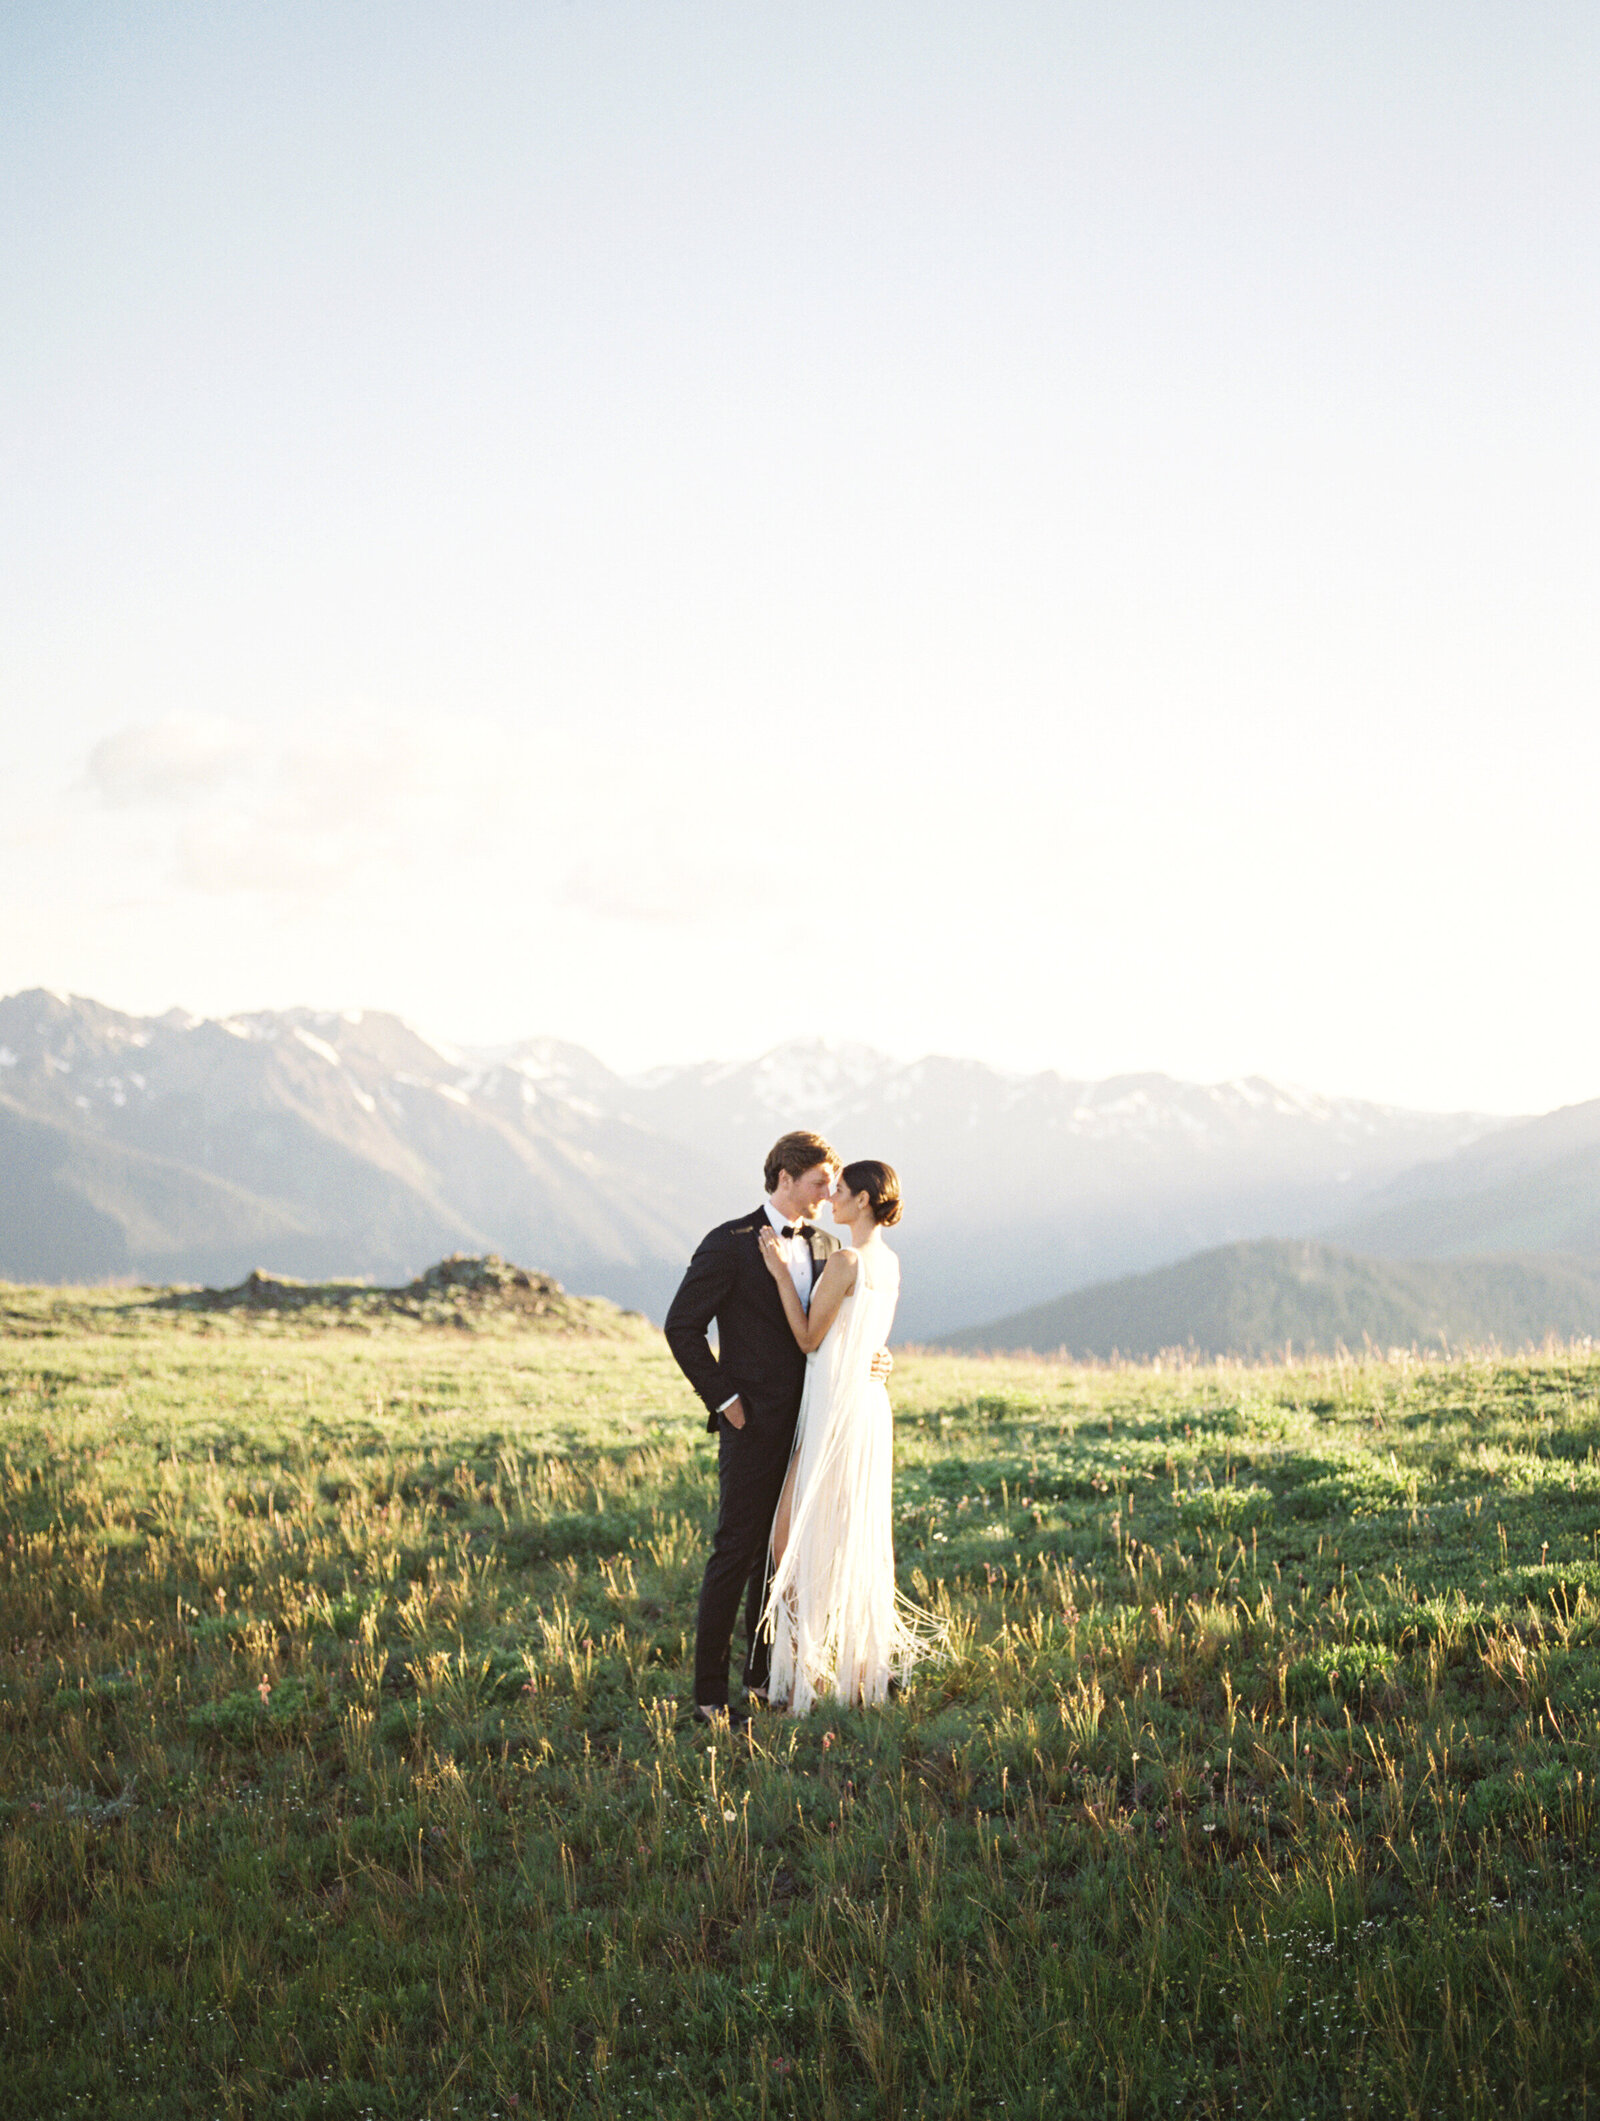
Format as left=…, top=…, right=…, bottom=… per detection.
left=1326, top=1098, right=1600, bottom=1260
left=0, top=988, right=1525, bottom=1332
left=940, top=1239, right=1600, bottom=1360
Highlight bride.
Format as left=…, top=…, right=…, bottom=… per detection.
left=756, top=1159, right=945, bottom=1714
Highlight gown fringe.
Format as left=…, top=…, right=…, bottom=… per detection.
left=761, top=1245, right=948, bottom=1714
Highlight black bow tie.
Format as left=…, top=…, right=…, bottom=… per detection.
left=780, top=1224, right=806, bottom=1241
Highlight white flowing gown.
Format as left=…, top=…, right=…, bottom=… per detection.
left=762, top=1242, right=945, bottom=1714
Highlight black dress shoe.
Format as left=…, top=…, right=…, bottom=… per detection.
left=692, top=1702, right=751, bottom=1731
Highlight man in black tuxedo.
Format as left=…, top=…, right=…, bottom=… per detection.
left=666, top=1129, right=869, bottom=1723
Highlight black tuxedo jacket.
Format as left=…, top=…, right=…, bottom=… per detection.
left=664, top=1208, right=840, bottom=1433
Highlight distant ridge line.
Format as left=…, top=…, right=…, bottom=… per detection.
left=5, top=987, right=1584, bottom=1338
left=939, top=1239, right=1600, bottom=1361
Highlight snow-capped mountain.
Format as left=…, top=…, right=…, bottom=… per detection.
left=0, top=990, right=723, bottom=1310
left=0, top=991, right=1513, bottom=1334
left=609, top=1044, right=1506, bottom=1333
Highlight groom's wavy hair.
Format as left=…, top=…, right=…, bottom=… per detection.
left=839, top=1159, right=902, bottom=1227
left=764, top=1130, right=841, bottom=1194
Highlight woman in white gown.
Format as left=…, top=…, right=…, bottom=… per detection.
left=756, top=1160, right=946, bottom=1714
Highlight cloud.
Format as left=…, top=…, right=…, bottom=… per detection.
left=69, top=710, right=793, bottom=942
left=85, top=715, right=257, bottom=806
left=172, top=805, right=365, bottom=896
left=557, top=843, right=780, bottom=925
left=78, top=711, right=545, bottom=898
left=194, top=728, right=489, bottom=895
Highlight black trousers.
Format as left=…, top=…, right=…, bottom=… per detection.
left=694, top=1408, right=796, bottom=1708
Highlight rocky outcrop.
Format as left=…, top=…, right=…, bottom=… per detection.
left=157, top=1253, right=645, bottom=1334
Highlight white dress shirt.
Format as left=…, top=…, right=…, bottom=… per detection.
left=763, top=1196, right=816, bottom=1308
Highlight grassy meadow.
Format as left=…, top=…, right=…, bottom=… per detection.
left=2, top=1286, right=1599, bottom=2119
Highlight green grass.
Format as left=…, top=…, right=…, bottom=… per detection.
left=3, top=1287, right=1600, bottom=2118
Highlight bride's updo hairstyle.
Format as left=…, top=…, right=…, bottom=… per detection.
left=839, top=1159, right=902, bottom=1227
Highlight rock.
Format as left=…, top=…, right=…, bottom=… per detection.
left=153, top=1252, right=619, bottom=1333
left=405, top=1252, right=565, bottom=1301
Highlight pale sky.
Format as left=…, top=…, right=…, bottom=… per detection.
left=3, top=2, right=1597, bottom=1114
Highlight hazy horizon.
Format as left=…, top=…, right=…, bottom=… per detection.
left=5, top=4, right=1597, bottom=1113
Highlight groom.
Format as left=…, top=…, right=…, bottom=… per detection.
left=666, top=1130, right=888, bottom=1724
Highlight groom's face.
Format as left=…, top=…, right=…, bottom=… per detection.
left=778, top=1162, right=835, bottom=1221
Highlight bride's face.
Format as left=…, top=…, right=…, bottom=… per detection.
left=829, top=1178, right=869, bottom=1225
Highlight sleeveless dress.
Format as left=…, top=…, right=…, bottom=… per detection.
left=761, top=1242, right=946, bottom=1714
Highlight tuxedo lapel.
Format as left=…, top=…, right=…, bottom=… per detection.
left=741, top=1206, right=791, bottom=1325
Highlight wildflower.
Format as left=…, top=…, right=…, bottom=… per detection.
left=821, top=1732, right=834, bottom=1751
left=257, top=1676, right=272, bottom=1707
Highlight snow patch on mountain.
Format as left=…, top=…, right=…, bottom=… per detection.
left=293, top=1027, right=343, bottom=1067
